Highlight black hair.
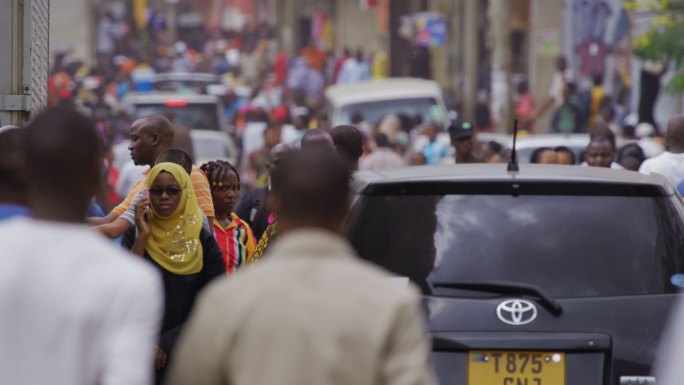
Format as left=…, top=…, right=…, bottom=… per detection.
left=622, top=124, right=636, bottom=138
left=200, top=160, right=240, bottom=190
left=331, top=125, right=364, bottom=162
left=24, top=105, right=103, bottom=206
left=396, top=114, right=413, bottom=132
left=350, top=112, right=364, bottom=125
left=374, top=133, right=391, bottom=148
left=301, top=128, right=333, bottom=150
left=529, top=147, right=554, bottom=163
left=355, top=48, right=364, bottom=62
left=619, top=155, right=643, bottom=171
left=156, top=149, right=193, bottom=174
left=592, top=74, right=603, bottom=87
left=617, top=143, right=645, bottom=163
left=517, top=80, right=529, bottom=94
left=488, top=141, right=503, bottom=154
left=590, top=126, right=616, bottom=149
left=270, top=148, right=350, bottom=225
left=554, top=146, right=577, bottom=165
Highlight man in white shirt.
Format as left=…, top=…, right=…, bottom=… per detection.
left=167, top=149, right=434, bottom=385
left=639, top=115, right=684, bottom=186
left=548, top=56, right=573, bottom=107
left=0, top=106, right=163, bottom=385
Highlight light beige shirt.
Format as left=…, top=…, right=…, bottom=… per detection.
left=166, top=228, right=434, bottom=385
left=360, top=148, right=406, bottom=171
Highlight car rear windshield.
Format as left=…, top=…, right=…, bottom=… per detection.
left=340, top=97, right=444, bottom=126
left=192, top=136, right=233, bottom=160
left=135, top=104, right=220, bottom=131
left=347, top=188, right=684, bottom=298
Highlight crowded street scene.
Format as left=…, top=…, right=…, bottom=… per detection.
left=3, top=0, right=684, bottom=384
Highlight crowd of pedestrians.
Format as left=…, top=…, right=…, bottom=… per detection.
left=5, top=15, right=684, bottom=384
left=0, top=105, right=433, bottom=385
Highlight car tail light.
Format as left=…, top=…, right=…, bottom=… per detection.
left=164, top=99, right=188, bottom=107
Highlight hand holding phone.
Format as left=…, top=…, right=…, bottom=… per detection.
left=142, top=190, right=150, bottom=222
left=135, top=197, right=152, bottom=236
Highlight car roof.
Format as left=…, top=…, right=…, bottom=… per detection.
left=152, top=72, right=220, bottom=83
left=325, top=78, right=443, bottom=105
left=352, top=164, right=674, bottom=194
left=122, top=92, right=220, bottom=105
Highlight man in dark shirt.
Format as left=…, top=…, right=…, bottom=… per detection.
left=235, top=142, right=294, bottom=239
left=450, top=120, right=479, bottom=164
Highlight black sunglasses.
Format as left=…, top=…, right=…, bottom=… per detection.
left=148, top=187, right=183, bottom=197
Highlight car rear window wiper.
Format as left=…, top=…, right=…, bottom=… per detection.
left=433, top=280, right=563, bottom=317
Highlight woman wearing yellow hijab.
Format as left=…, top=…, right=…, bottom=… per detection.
left=122, top=162, right=224, bottom=383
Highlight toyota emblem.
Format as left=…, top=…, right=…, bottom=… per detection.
left=496, top=299, right=538, bottom=325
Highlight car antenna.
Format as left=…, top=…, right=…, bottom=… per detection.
left=507, top=119, right=519, bottom=172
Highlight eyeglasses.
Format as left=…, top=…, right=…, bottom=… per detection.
left=148, top=187, right=183, bottom=197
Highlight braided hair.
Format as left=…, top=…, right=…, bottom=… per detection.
left=200, top=160, right=241, bottom=190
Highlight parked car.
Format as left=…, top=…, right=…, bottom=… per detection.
left=347, top=163, right=684, bottom=385
left=324, top=78, right=448, bottom=128
left=152, top=72, right=222, bottom=94
left=121, top=92, right=228, bottom=133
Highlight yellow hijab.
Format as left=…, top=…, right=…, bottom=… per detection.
left=145, top=162, right=204, bottom=275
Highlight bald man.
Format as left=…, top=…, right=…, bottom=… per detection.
left=639, top=115, right=684, bottom=186
left=89, top=116, right=215, bottom=231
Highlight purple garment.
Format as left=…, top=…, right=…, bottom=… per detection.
left=576, top=39, right=609, bottom=77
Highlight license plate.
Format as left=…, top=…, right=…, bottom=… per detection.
left=468, top=351, right=565, bottom=385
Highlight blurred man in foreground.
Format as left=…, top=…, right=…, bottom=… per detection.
left=0, top=106, right=163, bottom=385
left=166, top=149, right=434, bottom=385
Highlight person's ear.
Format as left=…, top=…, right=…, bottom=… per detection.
left=150, top=131, right=161, bottom=146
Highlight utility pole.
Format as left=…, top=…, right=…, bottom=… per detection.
left=0, top=0, right=49, bottom=126
left=462, top=0, right=479, bottom=123
left=488, top=0, right=512, bottom=132
left=166, top=0, right=178, bottom=44
left=276, top=0, right=299, bottom=56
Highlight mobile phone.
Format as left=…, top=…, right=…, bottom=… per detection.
left=142, top=189, right=150, bottom=222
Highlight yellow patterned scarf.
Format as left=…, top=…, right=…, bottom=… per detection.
left=145, top=163, right=203, bottom=275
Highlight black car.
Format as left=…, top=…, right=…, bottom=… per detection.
left=346, top=164, right=684, bottom=385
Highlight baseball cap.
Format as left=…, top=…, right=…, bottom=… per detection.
left=449, top=120, right=474, bottom=140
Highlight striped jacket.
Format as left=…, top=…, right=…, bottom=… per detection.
left=213, top=214, right=257, bottom=274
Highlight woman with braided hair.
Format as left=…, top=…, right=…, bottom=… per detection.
left=200, top=160, right=256, bottom=274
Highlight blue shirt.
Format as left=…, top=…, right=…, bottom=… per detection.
left=0, top=203, right=30, bottom=221
left=422, top=140, right=450, bottom=165
left=87, top=201, right=105, bottom=218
